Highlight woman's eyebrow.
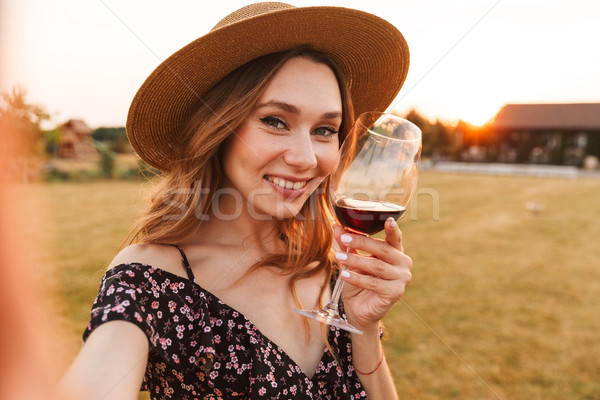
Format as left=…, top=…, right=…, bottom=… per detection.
left=322, top=111, right=342, bottom=120
left=254, top=100, right=342, bottom=120
left=255, top=100, right=299, bottom=114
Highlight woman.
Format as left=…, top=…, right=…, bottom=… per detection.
left=59, top=3, right=412, bottom=399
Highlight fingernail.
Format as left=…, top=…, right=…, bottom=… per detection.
left=341, top=234, right=352, bottom=243
left=335, top=251, right=348, bottom=261
left=341, top=270, right=351, bottom=278
left=389, top=218, right=397, bottom=228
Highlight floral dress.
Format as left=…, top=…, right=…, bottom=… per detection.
left=83, top=245, right=372, bottom=399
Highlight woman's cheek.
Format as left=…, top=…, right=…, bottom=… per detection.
left=319, top=141, right=341, bottom=175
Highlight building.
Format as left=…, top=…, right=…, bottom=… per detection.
left=57, top=119, right=99, bottom=160
left=491, top=103, right=600, bottom=166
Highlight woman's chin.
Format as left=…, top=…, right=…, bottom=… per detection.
left=250, top=203, right=303, bottom=221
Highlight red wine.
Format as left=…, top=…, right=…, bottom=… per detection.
left=333, top=198, right=406, bottom=235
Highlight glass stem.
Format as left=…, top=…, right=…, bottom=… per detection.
left=324, top=245, right=350, bottom=314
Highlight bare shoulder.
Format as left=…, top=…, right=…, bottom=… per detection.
left=108, top=243, right=187, bottom=278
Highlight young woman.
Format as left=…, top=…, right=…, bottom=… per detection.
left=59, top=3, right=413, bottom=399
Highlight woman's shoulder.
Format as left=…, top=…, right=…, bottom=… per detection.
left=107, top=243, right=188, bottom=279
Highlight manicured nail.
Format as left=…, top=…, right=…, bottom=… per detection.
left=335, top=251, right=348, bottom=261
left=341, top=270, right=351, bottom=278
left=389, top=217, right=397, bottom=228
left=341, top=234, right=352, bottom=243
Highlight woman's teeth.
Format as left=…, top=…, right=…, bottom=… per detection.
left=267, top=176, right=307, bottom=190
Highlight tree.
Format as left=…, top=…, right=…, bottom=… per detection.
left=0, top=87, right=50, bottom=157
left=92, top=127, right=131, bottom=153
left=429, top=120, right=454, bottom=159
left=403, top=109, right=457, bottom=160
left=404, top=109, right=433, bottom=157
left=404, top=108, right=430, bottom=131
left=0, top=87, right=50, bottom=180
left=95, top=142, right=116, bottom=179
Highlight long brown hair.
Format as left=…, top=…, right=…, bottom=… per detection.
left=127, top=46, right=355, bottom=340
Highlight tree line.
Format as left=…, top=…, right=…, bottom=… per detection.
left=403, top=109, right=491, bottom=162
left=0, top=88, right=495, bottom=178
left=4, top=88, right=596, bottom=176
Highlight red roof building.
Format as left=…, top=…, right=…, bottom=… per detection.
left=58, top=119, right=99, bottom=160
left=490, top=103, right=600, bottom=165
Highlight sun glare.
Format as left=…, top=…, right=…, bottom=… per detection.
left=460, top=107, right=496, bottom=126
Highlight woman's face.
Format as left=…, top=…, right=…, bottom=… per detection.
left=220, top=56, right=342, bottom=220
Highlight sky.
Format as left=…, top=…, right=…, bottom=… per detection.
left=1, top=0, right=599, bottom=128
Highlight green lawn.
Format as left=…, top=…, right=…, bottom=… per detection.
left=31, top=172, right=600, bottom=399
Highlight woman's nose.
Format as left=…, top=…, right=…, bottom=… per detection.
left=283, top=133, right=318, bottom=170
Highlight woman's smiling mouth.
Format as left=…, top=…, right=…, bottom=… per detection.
left=265, top=175, right=309, bottom=190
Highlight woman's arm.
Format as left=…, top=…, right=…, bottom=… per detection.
left=351, top=327, right=397, bottom=400
left=56, top=321, right=149, bottom=400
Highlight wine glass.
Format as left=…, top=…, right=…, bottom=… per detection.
left=294, top=112, right=422, bottom=334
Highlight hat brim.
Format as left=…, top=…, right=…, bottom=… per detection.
left=126, top=6, right=409, bottom=171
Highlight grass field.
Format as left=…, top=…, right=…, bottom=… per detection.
left=25, top=171, right=600, bottom=399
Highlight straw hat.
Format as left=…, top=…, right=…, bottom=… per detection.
left=127, top=2, right=409, bottom=171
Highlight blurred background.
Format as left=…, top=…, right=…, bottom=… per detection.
left=1, top=0, right=599, bottom=399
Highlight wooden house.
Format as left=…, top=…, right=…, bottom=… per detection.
left=491, top=103, right=600, bottom=166
left=57, top=119, right=99, bottom=160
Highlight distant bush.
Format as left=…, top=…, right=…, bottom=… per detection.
left=100, top=150, right=115, bottom=178
left=92, top=127, right=131, bottom=153
left=94, top=141, right=116, bottom=178
left=44, top=167, right=70, bottom=182
left=43, top=164, right=101, bottom=182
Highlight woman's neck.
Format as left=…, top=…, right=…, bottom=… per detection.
left=187, top=205, right=285, bottom=255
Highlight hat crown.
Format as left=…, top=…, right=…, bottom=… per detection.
left=127, top=2, right=409, bottom=172
left=212, top=2, right=295, bottom=31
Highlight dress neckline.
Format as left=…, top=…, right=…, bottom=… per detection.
left=107, top=262, right=335, bottom=381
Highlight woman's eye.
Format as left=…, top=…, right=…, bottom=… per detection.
left=260, top=117, right=287, bottom=130
left=313, top=126, right=339, bottom=137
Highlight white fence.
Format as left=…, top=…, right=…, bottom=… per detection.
left=426, top=161, right=579, bottom=179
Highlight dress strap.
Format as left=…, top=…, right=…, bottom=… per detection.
left=170, top=244, right=196, bottom=283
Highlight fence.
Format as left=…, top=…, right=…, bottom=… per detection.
left=425, top=161, right=579, bottom=179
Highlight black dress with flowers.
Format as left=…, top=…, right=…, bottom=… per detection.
left=83, top=246, right=372, bottom=399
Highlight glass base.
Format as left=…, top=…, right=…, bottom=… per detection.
left=294, top=308, right=363, bottom=335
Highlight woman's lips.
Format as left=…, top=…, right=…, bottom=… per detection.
left=265, top=175, right=308, bottom=189
left=264, top=175, right=310, bottom=199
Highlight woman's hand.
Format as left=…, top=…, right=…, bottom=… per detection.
left=333, top=218, right=413, bottom=333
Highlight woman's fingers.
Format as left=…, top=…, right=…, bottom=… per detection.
left=333, top=220, right=412, bottom=294
left=336, top=230, right=404, bottom=266
left=384, top=217, right=403, bottom=252
left=341, top=265, right=412, bottom=299
left=335, top=250, right=407, bottom=280
left=332, top=224, right=347, bottom=250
